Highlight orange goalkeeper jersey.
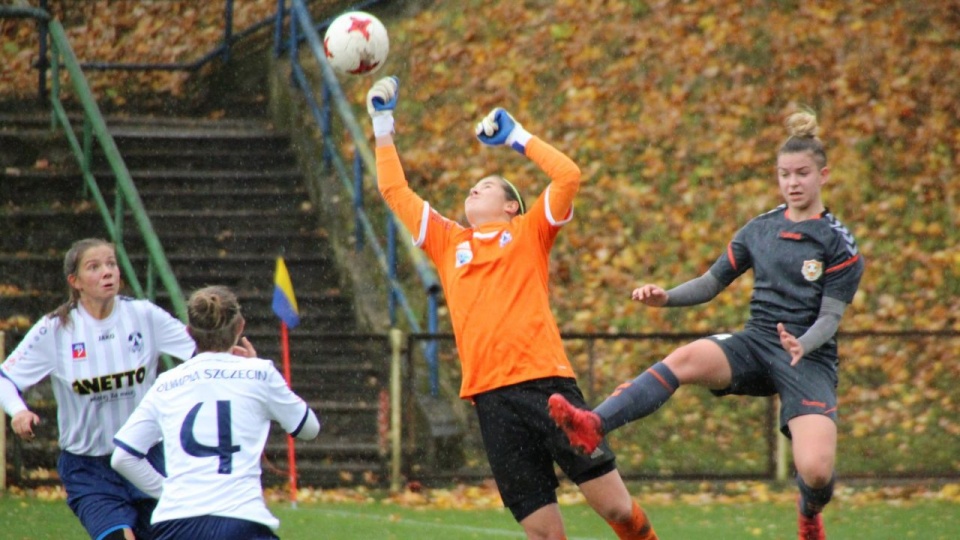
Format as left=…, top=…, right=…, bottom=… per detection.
left=377, top=138, right=581, bottom=398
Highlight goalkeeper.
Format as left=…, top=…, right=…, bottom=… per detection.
left=367, top=76, right=658, bottom=540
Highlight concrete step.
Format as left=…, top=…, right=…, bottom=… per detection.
left=129, top=230, right=327, bottom=255
left=1, top=167, right=305, bottom=190
left=1, top=112, right=392, bottom=488
left=140, top=209, right=317, bottom=235
left=230, top=332, right=390, bottom=368
left=0, top=218, right=326, bottom=254
left=136, top=187, right=310, bottom=212
left=0, top=218, right=109, bottom=258
left=0, top=113, right=273, bottom=132
left=0, top=208, right=319, bottom=252
left=0, top=252, right=339, bottom=290
left=264, top=441, right=384, bottom=465
left=120, top=168, right=304, bottom=185
left=3, top=288, right=350, bottom=317
left=0, top=324, right=387, bottom=367
left=297, top=400, right=382, bottom=440
left=290, top=373, right=386, bottom=404
left=12, top=439, right=391, bottom=489
left=0, top=208, right=318, bottom=240
left=13, top=397, right=386, bottom=443
left=92, top=147, right=297, bottom=171
left=260, top=460, right=389, bottom=488
left=108, top=128, right=292, bottom=154
left=0, top=169, right=309, bottom=213
left=0, top=171, right=85, bottom=205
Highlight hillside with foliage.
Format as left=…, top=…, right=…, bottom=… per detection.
left=343, top=1, right=959, bottom=336
left=4, top=0, right=958, bottom=332
left=351, top=1, right=960, bottom=475
left=2, top=1, right=959, bottom=474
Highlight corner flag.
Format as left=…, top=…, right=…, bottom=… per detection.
left=272, top=257, right=300, bottom=329
left=272, top=256, right=301, bottom=507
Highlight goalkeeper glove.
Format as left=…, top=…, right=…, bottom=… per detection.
left=475, top=108, right=532, bottom=154
left=366, top=76, right=399, bottom=137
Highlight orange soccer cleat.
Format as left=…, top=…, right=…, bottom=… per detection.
left=797, top=504, right=826, bottom=540
left=547, top=393, right=604, bottom=454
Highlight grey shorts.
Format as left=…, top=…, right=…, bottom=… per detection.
left=706, top=326, right=839, bottom=438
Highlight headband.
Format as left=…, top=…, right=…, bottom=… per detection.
left=502, top=177, right=525, bottom=215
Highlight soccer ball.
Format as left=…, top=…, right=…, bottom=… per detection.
left=323, top=11, right=389, bottom=76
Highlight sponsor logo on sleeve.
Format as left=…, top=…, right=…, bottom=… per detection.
left=4, top=351, right=24, bottom=369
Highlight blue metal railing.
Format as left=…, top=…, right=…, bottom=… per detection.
left=281, top=0, right=444, bottom=394
left=19, top=0, right=446, bottom=395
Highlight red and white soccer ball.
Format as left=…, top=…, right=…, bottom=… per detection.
left=323, top=11, right=389, bottom=76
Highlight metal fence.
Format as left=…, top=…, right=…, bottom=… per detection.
left=3, top=329, right=958, bottom=487
left=405, top=330, right=960, bottom=483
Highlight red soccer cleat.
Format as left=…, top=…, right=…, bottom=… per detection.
left=797, top=502, right=826, bottom=540
left=547, top=393, right=604, bottom=455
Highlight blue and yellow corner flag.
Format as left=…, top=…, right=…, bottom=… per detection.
left=272, top=257, right=300, bottom=329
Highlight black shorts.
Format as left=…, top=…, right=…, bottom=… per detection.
left=473, top=377, right=617, bottom=522
left=706, top=325, right=839, bottom=438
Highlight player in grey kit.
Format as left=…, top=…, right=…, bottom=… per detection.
left=548, top=110, right=864, bottom=540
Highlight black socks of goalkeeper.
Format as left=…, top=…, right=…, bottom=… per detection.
left=798, top=474, right=835, bottom=517
left=595, top=362, right=679, bottom=434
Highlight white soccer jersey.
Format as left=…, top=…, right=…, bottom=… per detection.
left=0, top=297, right=195, bottom=455
left=113, top=352, right=311, bottom=530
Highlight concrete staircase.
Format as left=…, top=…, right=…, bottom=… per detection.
left=0, top=115, right=391, bottom=488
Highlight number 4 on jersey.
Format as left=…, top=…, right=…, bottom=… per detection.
left=180, top=400, right=241, bottom=474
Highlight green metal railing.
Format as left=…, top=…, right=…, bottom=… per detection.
left=8, top=0, right=443, bottom=384
left=1, top=5, right=187, bottom=348
left=45, top=20, right=187, bottom=324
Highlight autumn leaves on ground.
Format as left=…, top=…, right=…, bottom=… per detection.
left=2, top=0, right=958, bottom=491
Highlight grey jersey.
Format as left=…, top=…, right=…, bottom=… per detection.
left=709, top=205, right=864, bottom=341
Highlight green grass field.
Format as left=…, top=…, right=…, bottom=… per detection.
left=1, top=490, right=957, bottom=539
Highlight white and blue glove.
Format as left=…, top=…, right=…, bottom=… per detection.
left=475, top=108, right=532, bottom=154
left=366, top=76, right=399, bottom=137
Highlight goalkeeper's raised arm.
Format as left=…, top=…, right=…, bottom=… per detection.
left=475, top=107, right=581, bottom=226
left=365, top=76, right=659, bottom=540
